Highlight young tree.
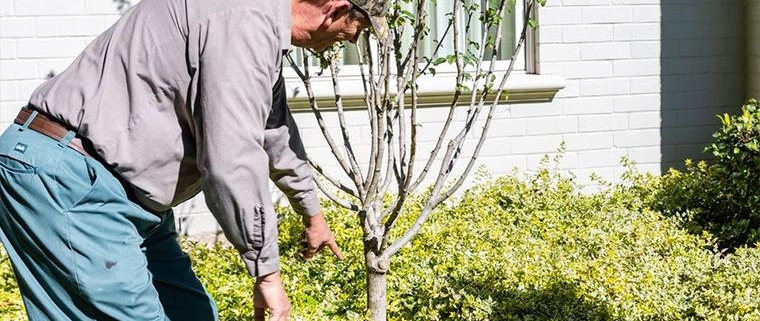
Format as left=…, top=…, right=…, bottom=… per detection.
left=289, top=0, right=546, bottom=319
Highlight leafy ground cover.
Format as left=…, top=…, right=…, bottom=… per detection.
left=4, top=157, right=757, bottom=320
left=3, top=101, right=760, bottom=320
left=179, top=161, right=760, bottom=321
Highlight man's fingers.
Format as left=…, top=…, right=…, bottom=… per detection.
left=327, top=240, right=345, bottom=260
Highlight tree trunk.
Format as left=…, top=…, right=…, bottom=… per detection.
left=366, top=269, right=387, bottom=321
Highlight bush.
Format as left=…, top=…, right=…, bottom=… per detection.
left=0, top=252, right=23, bottom=321
left=653, top=99, right=760, bottom=249
left=1, top=161, right=760, bottom=320
left=190, top=161, right=760, bottom=321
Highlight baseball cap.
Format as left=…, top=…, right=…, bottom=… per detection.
left=347, top=0, right=390, bottom=46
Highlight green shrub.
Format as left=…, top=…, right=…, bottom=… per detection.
left=1, top=161, right=760, bottom=320
left=653, top=99, right=760, bottom=249
left=0, top=251, right=23, bottom=321
left=187, top=161, right=760, bottom=321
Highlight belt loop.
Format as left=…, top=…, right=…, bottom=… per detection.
left=59, top=130, right=76, bottom=148
left=21, top=110, right=38, bottom=130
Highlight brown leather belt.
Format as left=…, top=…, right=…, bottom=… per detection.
left=14, top=106, right=94, bottom=157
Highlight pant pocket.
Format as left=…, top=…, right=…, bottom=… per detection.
left=46, top=153, right=99, bottom=212
left=0, top=154, right=36, bottom=175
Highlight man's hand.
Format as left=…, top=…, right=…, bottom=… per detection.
left=254, top=271, right=291, bottom=321
left=300, top=212, right=344, bottom=261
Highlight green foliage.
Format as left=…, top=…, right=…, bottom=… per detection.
left=653, top=99, right=760, bottom=249
left=191, top=162, right=760, bottom=321
left=1, top=157, right=760, bottom=320
left=0, top=252, right=23, bottom=321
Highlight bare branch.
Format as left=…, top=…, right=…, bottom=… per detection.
left=329, top=60, right=366, bottom=188
left=364, top=43, right=393, bottom=210
left=461, top=0, right=504, bottom=126
left=308, top=159, right=359, bottom=198
left=363, top=34, right=381, bottom=199
left=434, top=0, right=536, bottom=205
left=380, top=111, right=398, bottom=198
left=399, top=0, right=429, bottom=74
left=288, top=52, right=361, bottom=193
left=405, top=48, right=419, bottom=193
left=380, top=204, right=403, bottom=249
left=312, top=172, right=360, bottom=211
left=381, top=0, right=430, bottom=227
left=383, top=0, right=467, bottom=258
left=385, top=117, right=466, bottom=257
left=385, top=0, right=533, bottom=259
left=414, top=20, right=453, bottom=78
left=408, top=0, right=466, bottom=191
left=425, top=0, right=513, bottom=207
left=365, top=98, right=387, bottom=206
left=384, top=202, right=435, bottom=258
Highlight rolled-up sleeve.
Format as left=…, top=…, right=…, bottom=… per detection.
left=265, top=75, right=321, bottom=217
left=194, top=8, right=282, bottom=277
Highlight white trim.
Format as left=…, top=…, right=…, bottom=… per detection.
left=283, top=67, right=566, bottom=111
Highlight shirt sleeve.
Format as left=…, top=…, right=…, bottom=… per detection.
left=265, top=74, right=322, bottom=217
left=194, top=8, right=282, bottom=277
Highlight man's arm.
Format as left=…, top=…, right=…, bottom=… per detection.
left=264, top=74, right=343, bottom=260
left=264, top=74, right=321, bottom=217
left=194, top=7, right=282, bottom=278
left=194, top=7, right=293, bottom=320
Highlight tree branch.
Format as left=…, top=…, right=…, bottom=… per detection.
left=363, top=34, right=381, bottom=199
left=308, top=159, right=359, bottom=198
left=287, top=52, right=361, bottom=193
left=434, top=0, right=535, bottom=206
left=312, top=171, right=360, bottom=211
left=408, top=1, right=466, bottom=191
left=329, top=60, right=366, bottom=188
left=384, top=0, right=532, bottom=259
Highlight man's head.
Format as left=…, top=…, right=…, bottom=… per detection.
left=291, top=0, right=388, bottom=51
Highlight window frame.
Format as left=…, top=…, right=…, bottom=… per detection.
left=282, top=0, right=562, bottom=112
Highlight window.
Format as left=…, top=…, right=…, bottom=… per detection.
left=341, top=0, right=518, bottom=66
left=284, top=0, right=560, bottom=110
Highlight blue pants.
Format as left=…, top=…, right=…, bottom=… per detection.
left=0, top=117, right=218, bottom=320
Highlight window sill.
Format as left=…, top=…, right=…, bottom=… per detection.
left=283, top=72, right=566, bottom=112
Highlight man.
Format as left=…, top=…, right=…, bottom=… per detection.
left=0, top=0, right=387, bottom=320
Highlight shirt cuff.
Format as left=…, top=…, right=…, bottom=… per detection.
left=241, top=249, right=281, bottom=277
left=289, top=190, right=321, bottom=217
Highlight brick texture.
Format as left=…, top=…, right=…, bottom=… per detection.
left=0, top=0, right=747, bottom=234
left=537, top=0, right=743, bottom=183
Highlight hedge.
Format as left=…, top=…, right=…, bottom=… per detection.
left=3, top=157, right=758, bottom=320
left=653, top=99, right=760, bottom=250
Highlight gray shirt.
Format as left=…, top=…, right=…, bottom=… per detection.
left=27, top=0, right=320, bottom=277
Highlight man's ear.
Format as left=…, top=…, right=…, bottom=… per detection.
left=320, top=0, right=352, bottom=28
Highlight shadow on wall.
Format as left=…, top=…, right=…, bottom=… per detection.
left=660, top=0, right=746, bottom=172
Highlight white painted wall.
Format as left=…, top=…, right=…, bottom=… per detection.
left=537, top=0, right=744, bottom=173
left=0, top=0, right=747, bottom=236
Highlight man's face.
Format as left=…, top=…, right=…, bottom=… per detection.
left=306, top=6, right=372, bottom=52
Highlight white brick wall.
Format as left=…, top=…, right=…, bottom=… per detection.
left=537, top=0, right=743, bottom=176
left=0, top=0, right=747, bottom=235
left=0, top=0, right=125, bottom=124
